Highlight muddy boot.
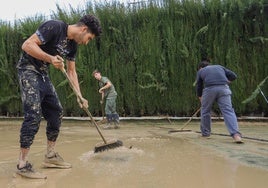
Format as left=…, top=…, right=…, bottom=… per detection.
left=102, top=114, right=113, bottom=129
left=233, top=133, right=243, bottom=144
left=43, top=151, right=72, bottom=169
left=17, top=161, right=47, bottom=179
left=112, top=113, right=120, bottom=129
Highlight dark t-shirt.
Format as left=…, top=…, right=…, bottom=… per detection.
left=17, top=20, right=77, bottom=75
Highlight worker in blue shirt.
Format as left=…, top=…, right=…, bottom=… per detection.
left=196, top=59, right=243, bottom=143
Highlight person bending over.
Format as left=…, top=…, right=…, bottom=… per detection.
left=196, top=59, right=243, bottom=143
left=92, top=70, right=120, bottom=129
left=16, top=14, right=102, bottom=178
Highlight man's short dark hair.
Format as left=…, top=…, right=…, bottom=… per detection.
left=198, top=60, right=210, bottom=69
left=79, top=14, right=102, bottom=36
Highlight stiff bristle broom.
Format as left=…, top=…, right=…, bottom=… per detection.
left=60, top=66, right=123, bottom=153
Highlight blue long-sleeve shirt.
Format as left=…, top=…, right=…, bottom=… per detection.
left=196, top=65, right=237, bottom=97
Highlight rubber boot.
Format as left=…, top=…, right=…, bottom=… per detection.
left=103, top=114, right=113, bottom=129
left=112, top=113, right=120, bottom=129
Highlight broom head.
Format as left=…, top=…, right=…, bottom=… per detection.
left=168, top=129, right=192, bottom=134
left=94, top=139, right=123, bottom=153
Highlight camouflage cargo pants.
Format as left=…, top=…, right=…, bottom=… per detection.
left=18, top=69, right=63, bottom=148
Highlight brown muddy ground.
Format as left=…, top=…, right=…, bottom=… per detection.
left=0, top=119, right=268, bottom=188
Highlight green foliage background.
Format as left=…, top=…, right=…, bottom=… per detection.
left=0, top=0, right=267, bottom=117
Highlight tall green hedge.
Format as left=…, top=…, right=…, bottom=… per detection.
left=0, top=0, right=267, bottom=117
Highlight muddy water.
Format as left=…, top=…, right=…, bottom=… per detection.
left=0, top=119, right=268, bottom=188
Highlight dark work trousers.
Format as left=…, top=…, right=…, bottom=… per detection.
left=18, top=69, right=63, bottom=149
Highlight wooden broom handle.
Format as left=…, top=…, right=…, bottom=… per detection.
left=60, top=67, right=107, bottom=144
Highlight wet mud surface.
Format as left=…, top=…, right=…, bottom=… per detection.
left=0, top=119, right=268, bottom=188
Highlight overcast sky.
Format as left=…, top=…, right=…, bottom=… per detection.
left=0, top=0, right=129, bottom=22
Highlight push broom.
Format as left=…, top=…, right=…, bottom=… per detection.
left=60, top=66, right=123, bottom=153
left=168, top=107, right=201, bottom=133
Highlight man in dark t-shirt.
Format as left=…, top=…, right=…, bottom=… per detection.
left=16, top=15, right=102, bottom=178
left=196, top=60, right=243, bottom=143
